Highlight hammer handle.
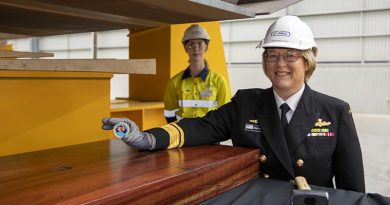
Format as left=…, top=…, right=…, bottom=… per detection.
left=295, top=176, right=311, bottom=191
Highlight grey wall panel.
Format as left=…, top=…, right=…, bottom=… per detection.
left=7, top=38, right=32, bottom=51
left=68, top=33, right=91, bottom=50
left=97, top=48, right=128, bottom=59
left=288, top=0, right=362, bottom=15
left=316, top=38, right=362, bottom=62
left=223, top=43, right=231, bottom=62
left=365, top=0, right=390, bottom=9
left=39, top=33, right=91, bottom=51
left=309, top=64, right=390, bottom=114
left=221, top=9, right=288, bottom=42
left=110, top=74, right=129, bottom=99
left=68, top=50, right=92, bottom=59
left=228, top=18, right=274, bottom=42
left=228, top=65, right=271, bottom=95
left=228, top=42, right=261, bottom=63
left=220, top=22, right=231, bottom=42
left=364, top=10, right=390, bottom=35
left=40, top=35, right=70, bottom=51
left=363, top=36, right=390, bottom=61
left=97, top=29, right=129, bottom=48
left=303, top=13, right=362, bottom=38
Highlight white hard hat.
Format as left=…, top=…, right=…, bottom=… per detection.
left=182, top=24, right=210, bottom=43
left=257, top=15, right=317, bottom=55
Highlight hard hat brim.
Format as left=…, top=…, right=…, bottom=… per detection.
left=257, top=40, right=316, bottom=51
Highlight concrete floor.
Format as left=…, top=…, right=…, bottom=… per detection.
left=354, top=113, right=390, bottom=197
left=220, top=113, right=390, bottom=197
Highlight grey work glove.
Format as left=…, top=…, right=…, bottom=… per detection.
left=101, top=118, right=155, bottom=150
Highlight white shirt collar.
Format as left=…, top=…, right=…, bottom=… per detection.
left=274, top=84, right=305, bottom=113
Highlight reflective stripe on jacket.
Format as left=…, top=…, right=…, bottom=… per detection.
left=164, top=67, right=231, bottom=119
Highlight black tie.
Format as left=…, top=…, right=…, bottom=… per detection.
left=280, top=103, right=290, bottom=135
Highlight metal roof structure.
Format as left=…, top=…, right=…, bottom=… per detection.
left=0, top=0, right=300, bottom=39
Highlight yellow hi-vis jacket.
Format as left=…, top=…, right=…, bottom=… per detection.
left=164, top=67, right=231, bottom=122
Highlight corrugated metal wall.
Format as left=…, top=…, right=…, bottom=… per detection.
left=223, top=0, right=390, bottom=64
left=222, top=0, right=390, bottom=114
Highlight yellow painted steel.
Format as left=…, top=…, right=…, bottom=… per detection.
left=0, top=43, right=12, bottom=51
left=0, top=70, right=112, bottom=156
left=110, top=100, right=165, bottom=131
left=129, top=21, right=231, bottom=101
left=129, top=25, right=171, bottom=101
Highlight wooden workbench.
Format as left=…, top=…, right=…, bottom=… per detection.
left=0, top=140, right=259, bottom=205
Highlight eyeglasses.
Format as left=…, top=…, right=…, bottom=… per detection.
left=186, top=41, right=206, bottom=49
left=264, top=51, right=302, bottom=62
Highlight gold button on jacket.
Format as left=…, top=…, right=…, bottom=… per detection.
left=259, top=154, right=267, bottom=162
left=296, top=159, right=304, bottom=167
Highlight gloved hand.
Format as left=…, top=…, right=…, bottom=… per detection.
left=102, top=118, right=155, bottom=150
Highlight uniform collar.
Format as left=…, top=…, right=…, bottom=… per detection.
left=273, top=84, right=305, bottom=113
left=182, top=66, right=209, bottom=81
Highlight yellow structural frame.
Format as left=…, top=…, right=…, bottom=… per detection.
left=0, top=70, right=112, bottom=156
left=0, top=21, right=231, bottom=156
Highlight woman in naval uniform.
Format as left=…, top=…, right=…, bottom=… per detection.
left=102, top=15, right=365, bottom=192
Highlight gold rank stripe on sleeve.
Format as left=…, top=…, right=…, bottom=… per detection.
left=161, top=123, right=185, bottom=149
left=171, top=123, right=185, bottom=148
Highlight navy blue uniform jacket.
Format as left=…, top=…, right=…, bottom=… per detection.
left=148, top=85, right=365, bottom=192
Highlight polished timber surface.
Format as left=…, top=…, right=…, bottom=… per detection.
left=0, top=140, right=259, bottom=205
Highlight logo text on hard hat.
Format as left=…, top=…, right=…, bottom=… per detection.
left=271, top=31, right=290, bottom=37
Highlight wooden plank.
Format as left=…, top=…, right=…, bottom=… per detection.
left=0, top=59, right=156, bottom=74
left=0, top=140, right=259, bottom=205
left=0, top=50, right=54, bottom=58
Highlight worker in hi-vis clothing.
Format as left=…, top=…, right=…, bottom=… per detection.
left=163, top=24, right=231, bottom=123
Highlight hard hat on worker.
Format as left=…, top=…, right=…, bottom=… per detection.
left=257, top=15, right=318, bottom=56
left=182, top=24, right=211, bottom=43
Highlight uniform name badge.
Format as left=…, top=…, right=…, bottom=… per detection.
left=200, top=88, right=213, bottom=98
left=245, top=119, right=261, bottom=133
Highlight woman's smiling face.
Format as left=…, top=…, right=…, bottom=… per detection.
left=263, top=48, right=308, bottom=99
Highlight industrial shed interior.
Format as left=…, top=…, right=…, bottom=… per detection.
left=1, top=0, right=390, bottom=203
